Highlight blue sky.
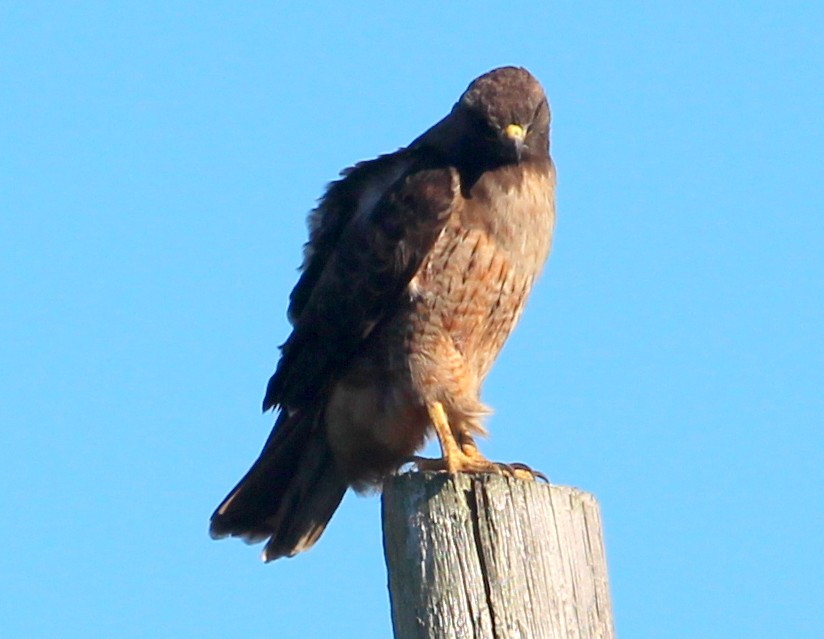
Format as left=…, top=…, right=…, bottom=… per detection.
left=2, top=2, right=822, bottom=637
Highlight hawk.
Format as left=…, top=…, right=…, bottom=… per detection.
left=210, top=66, right=556, bottom=561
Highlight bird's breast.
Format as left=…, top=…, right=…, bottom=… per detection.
left=409, top=162, right=555, bottom=379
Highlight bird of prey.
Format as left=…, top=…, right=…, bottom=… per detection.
left=210, top=66, right=556, bottom=562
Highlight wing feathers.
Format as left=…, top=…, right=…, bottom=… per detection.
left=264, top=160, right=455, bottom=412
left=288, top=152, right=415, bottom=325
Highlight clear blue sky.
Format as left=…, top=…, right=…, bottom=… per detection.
left=2, top=2, right=822, bottom=638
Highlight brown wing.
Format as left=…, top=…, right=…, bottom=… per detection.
left=263, top=153, right=456, bottom=412
left=287, top=151, right=416, bottom=324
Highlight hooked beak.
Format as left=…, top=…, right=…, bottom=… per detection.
left=502, top=123, right=526, bottom=161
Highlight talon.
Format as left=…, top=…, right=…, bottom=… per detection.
left=507, top=462, right=549, bottom=483
left=496, top=462, right=516, bottom=476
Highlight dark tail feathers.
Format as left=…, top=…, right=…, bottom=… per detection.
left=209, top=409, right=347, bottom=562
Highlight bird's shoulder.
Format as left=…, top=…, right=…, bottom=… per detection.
left=287, top=146, right=456, bottom=324
left=264, top=147, right=458, bottom=412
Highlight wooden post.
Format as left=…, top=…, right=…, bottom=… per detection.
left=382, top=472, right=614, bottom=639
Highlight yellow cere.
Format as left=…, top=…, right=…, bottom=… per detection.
left=504, top=123, right=525, bottom=140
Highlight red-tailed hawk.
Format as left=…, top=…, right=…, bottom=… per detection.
left=210, top=66, right=556, bottom=561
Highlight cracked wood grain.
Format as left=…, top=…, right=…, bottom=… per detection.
left=382, top=473, right=614, bottom=639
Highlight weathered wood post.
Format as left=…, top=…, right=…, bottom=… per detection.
left=382, top=472, right=614, bottom=639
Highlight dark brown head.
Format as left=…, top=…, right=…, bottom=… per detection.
left=454, top=66, right=550, bottom=165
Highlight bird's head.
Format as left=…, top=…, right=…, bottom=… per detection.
left=455, top=66, right=550, bottom=164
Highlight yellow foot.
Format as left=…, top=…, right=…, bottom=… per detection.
left=421, top=400, right=548, bottom=481
left=410, top=455, right=548, bottom=482
left=411, top=452, right=502, bottom=475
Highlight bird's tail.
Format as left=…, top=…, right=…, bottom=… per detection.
left=209, top=408, right=347, bottom=561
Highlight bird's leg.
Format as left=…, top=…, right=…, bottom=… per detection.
left=410, top=402, right=548, bottom=481
left=413, top=401, right=502, bottom=475
left=427, top=401, right=464, bottom=474
left=456, top=427, right=485, bottom=460
left=457, top=418, right=549, bottom=483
